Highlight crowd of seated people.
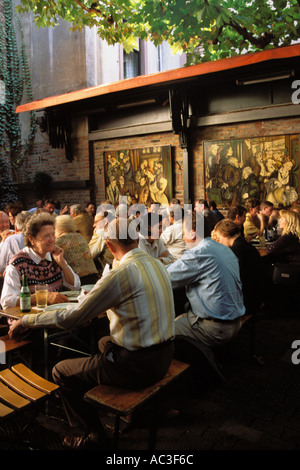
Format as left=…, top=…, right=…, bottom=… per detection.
left=1, top=195, right=299, bottom=301
left=2, top=193, right=300, bottom=449
left=1, top=195, right=299, bottom=286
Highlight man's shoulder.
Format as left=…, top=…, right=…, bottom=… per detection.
left=200, top=238, right=237, bottom=261
left=122, top=247, right=165, bottom=268
left=195, top=237, right=219, bottom=251
left=3, top=233, right=23, bottom=246
left=245, top=213, right=253, bottom=223
left=120, top=247, right=149, bottom=263
left=232, top=236, right=257, bottom=256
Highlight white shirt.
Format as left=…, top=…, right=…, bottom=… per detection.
left=161, top=220, right=187, bottom=260
left=0, top=233, right=24, bottom=274
left=0, top=247, right=80, bottom=309
left=138, top=236, right=174, bottom=265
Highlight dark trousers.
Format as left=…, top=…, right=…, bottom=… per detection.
left=52, top=338, right=174, bottom=433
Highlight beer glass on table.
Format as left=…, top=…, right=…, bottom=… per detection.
left=35, top=284, right=48, bottom=309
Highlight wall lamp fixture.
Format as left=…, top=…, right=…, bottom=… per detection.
left=236, top=70, right=294, bottom=86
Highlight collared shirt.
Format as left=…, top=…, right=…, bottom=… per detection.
left=138, top=236, right=174, bottom=265
left=22, top=248, right=175, bottom=351
left=0, top=247, right=80, bottom=308
left=89, top=228, right=107, bottom=258
left=0, top=233, right=24, bottom=274
left=167, top=238, right=245, bottom=321
left=160, top=220, right=187, bottom=260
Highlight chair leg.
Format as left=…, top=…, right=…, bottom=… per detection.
left=0, top=402, right=43, bottom=450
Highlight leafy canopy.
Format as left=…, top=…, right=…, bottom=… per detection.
left=16, top=0, right=300, bottom=64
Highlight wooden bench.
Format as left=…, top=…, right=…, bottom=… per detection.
left=0, top=363, right=59, bottom=448
left=84, top=358, right=190, bottom=450
left=0, top=335, right=32, bottom=368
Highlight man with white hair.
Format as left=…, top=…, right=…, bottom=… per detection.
left=0, top=211, right=32, bottom=274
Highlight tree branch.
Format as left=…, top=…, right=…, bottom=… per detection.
left=73, top=0, right=115, bottom=24
left=229, top=18, right=275, bottom=48
left=206, top=2, right=275, bottom=49
left=73, top=0, right=106, bottom=17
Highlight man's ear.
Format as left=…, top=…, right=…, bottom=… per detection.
left=106, top=239, right=116, bottom=255
left=189, top=229, right=197, bottom=241
left=183, top=228, right=196, bottom=243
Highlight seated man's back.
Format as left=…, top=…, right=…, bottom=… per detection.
left=168, top=238, right=244, bottom=320
left=167, top=227, right=245, bottom=347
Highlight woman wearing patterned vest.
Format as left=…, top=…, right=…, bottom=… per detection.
left=0, top=212, right=80, bottom=309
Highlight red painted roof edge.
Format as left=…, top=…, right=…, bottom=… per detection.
left=16, top=44, right=300, bottom=113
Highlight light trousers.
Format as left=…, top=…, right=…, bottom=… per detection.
left=175, top=310, right=242, bottom=348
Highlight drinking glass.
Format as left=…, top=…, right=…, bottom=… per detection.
left=35, top=284, right=48, bottom=309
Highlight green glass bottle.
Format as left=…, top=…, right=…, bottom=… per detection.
left=20, top=274, right=31, bottom=312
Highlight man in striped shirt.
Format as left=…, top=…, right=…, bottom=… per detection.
left=9, top=217, right=175, bottom=450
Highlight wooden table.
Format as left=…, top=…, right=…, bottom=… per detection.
left=0, top=306, right=41, bottom=320
left=0, top=305, right=97, bottom=379
left=256, top=247, right=268, bottom=256
left=252, top=240, right=272, bottom=257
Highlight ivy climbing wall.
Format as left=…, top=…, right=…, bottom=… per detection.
left=0, top=0, right=36, bottom=209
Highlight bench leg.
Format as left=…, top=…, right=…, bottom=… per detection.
left=111, top=412, right=157, bottom=450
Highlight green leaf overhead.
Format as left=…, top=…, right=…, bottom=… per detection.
left=16, top=0, right=300, bottom=63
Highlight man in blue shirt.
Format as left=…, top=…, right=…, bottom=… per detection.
left=167, top=211, right=245, bottom=347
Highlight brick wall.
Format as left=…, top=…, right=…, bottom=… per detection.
left=16, top=121, right=91, bottom=210
left=16, top=114, right=300, bottom=210
left=92, top=115, right=300, bottom=206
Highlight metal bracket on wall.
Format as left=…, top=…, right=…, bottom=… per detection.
left=45, top=110, right=74, bottom=161
left=169, top=87, right=191, bottom=204
left=169, top=87, right=189, bottom=149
